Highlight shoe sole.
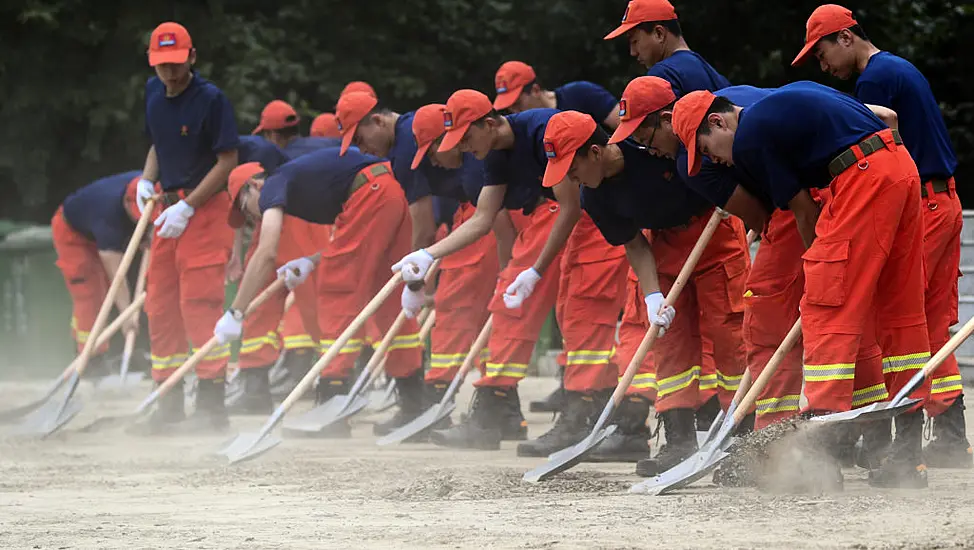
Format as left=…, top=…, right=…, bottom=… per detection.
left=428, top=433, right=500, bottom=451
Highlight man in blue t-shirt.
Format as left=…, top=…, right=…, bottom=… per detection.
left=252, top=99, right=339, bottom=160
left=134, top=22, right=239, bottom=435
left=792, top=3, right=970, bottom=472
left=491, top=60, right=620, bottom=131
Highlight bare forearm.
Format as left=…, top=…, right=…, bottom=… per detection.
left=532, top=206, right=579, bottom=275
left=186, top=150, right=238, bottom=209
left=426, top=215, right=491, bottom=259
left=493, top=210, right=516, bottom=269
left=99, top=251, right=132, bottom=313
left=141, top=146, right=159, bottom=182
left=795, top=210, right=819, bottom=249
left=625, top=235, right=661, bottom=297
left=231, top=248, right=274, bottom=311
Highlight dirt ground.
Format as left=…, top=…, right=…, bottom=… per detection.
left=2, top=377, right=974, bottom=550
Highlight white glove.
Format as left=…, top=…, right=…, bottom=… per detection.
left=136, top=178, right=155, bottom=215
left=392, top=249, right=435, bottom=283
left=401, top=287, right=426, bottom=319
left=154, top=200, right=195, bottom=239
left=644, top=291, right=676, bottom=337
left=503, top=268, right=541, bottom=309
left=213, top=310, right=243, bottom=344
left=277, top=257, right=315, bottom=290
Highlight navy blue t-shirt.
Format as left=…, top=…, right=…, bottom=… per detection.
left=484, top=109, right=558, bottom=212
left=555, top=81, right=618, bottom=125
left=145, top=74, right=239, bottom=191
left=284, top=136, right=341, bottom=160
left=732, top=81, right=887, bottom=210
left=678, top=86, right=775, bottom=209
left=62, top=170, right=142, bottom=251
left=259, top=147, right=383, bottom=225
left=391, top=111, right=450, bottom=205
left=582, top=141, right=709, bottom=245
left=415, top=155, right=484, bottom=205
left=433, top=197, right=461, bottom=226
left=856, top=51, right=957, bottom=181
left=237, top=135, right=288, bottom=174
left=648, top=50, right=731, bottom=97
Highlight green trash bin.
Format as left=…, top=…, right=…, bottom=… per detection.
left=0, top=225, right=75, bottom=380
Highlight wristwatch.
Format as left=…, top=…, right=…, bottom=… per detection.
left=229, top=308, right=244, bottom=322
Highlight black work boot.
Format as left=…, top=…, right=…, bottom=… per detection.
left=695, top=395, right=721, bottom=432
left=586, top=394, right=653, bottom=463
left=127, top=378, right=186, bottom=435
left=855, top=419, right=891, bottom=470
left=373, top=371, right=425, bottom=437
left=530, top=367, right=566, bottom=413
left=178, top=378, right=230, bottom=434
left=316, top=378, right=349, bottom=405
left=272, top=349, right=315, bottom=400
left=517, top=391, right=602, bottom=457
left=923, top=395, right=974, bottom=469
left=290, top=378, right=352, bottom=438
left=430, top=387, right=518, bottom=450
left=635, top=408, right=698, bottom=477
left=868, top=410, right=928, bottom=489
left=226, top=366, right=273, bottom=415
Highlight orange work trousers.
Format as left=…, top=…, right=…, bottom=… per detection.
left=556, top=212, right=628, bottom=393
left=476, top=200, right=563, bottom=388
left=51, top=207, right=111, bottom=356
left=617, top=262, right=658, bottom=400
left=801, top=129, right=930, bottom=413
left=651, top=211, right=749, bottom=413
left=147, top=191, right=234, bottom=381
left=315, top=165, right=423, bottom=380
left=744, top=210, right=806, bottom=429
left=921, top=178, right=964, bottom=416
left=237, top=216, right=323, bottom=370
left=426, top=202, right=498, bottom=383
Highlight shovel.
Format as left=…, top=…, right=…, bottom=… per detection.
left=377, top=315, right=492, bottom=446
left=97, top=251, right=152, bottom=391
left=631, top=318, right=802, bottom=495
left=10, top=198, right=157, bottom=438
left=366, top=378, right=397, bottom=412
left=217, top=272, right=405, bottom=464
left=523, top=210, right=724, bottom=483
left=807, top=313, right=974, bottom=426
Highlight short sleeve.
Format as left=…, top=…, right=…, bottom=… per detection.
left=91, top=222, right=127, bottom=252
left=648, top=64, right=682, bottom=97
left=735, top=145, right=803, bottom=210
left=677, top=150, right=737, bottom=208
left=258, top=173, right=288, bottom=213
left=405, top=165, right=433, bottom=203
left=581, top=187, right=638, bottom=246
left=207, top=91, right=239, bottom=153
left=855, top=78, right=895, bottom=111
left=579, top=82, right=618, bottom=124
left=484, top=151, right=508, bottom=187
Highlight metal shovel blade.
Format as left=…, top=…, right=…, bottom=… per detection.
left=367, top=380, right=397, bottom=413
left=523, top=425, right=618, bottom=483
left=377, top=401, right=457, bottom=446
left=9, top=391, right=84, bottom=438
left=631, top=449, right=730, bottom=496
left=0, top=377, right=68, bottom=424
left=217, top=431, right=283, bottom=465
left=224, top=375, right=246, bottom=407
left=96, top=372, right=146, bottom=391
left=806, top=397, right=922, bottom=425
left=282, top=394, right=369, bottom=435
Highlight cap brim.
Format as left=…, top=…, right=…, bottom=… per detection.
left=251, top=124, right=265, bottom=135
left=148, top=49, right=190, bottom=67
left=437, top=123, right=470, bottom=153
left=608, top=115, right=647, bottom=144
left=791, top=40, right=818, bottom=66
left=411, top=141, right=433, bottom=170
left=492, top=87, right=524, bottom=111
left=542, top=151, right=576, bottom=188
left=340, top=125, right=358, bottom=155
left=604, top=22, right=638, bottom=40
left=686, top=137, right=703, bottom=177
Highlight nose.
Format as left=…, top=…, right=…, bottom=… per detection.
left=629, top=43, right=638, bottom=58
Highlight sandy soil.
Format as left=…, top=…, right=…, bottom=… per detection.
left=2, top=377, right=974, bottom=550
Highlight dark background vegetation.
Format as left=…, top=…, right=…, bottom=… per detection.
left=1, top=0, right=972, bottom=221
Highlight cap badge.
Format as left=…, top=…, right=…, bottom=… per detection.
left=336, top=119, right=344, bottom=131
left=621, top=4, right=631, bottom=22
left=158, top=32, right=177, bottom=47
left=496, top=79, right=508, bottom=94
left=618, top=99, right=628, bottom=119
left=544, top=141, right=556, bottom=159
left=443, top=111, right=454, bottom=129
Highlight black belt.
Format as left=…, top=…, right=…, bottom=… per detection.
left=921, top=179, right=950, bottom=198
left=828, top=129, right=903, bottom=178
left=159, top=190, right=186, bottom=208
left=349, top=163, right=390, bottom=196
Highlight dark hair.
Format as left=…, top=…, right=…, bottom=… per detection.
left=635, top=19, right=682, bottom=38
left=520, top=79, right=542, bottom=93
left=581, top=125, right=610, bottom=150
left=473, top=109, right=503, bottom=126
left=695, top=96, right=736, bottom=137
left=637, top=100, right=677, bottom=129
left=273, top=125, right=300, bottom=139
left=820, top=24, right=869, bottom=43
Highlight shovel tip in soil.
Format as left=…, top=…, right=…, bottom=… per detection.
left=218, top=432, right=283, bottom=465
left=522, top=425, right=617, bottom=483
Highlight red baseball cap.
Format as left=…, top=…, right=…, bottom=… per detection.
left=340, top=81, right=377, bottom=99
left=541, top=111, right=597, bottom=188
left=310, top=113, right=341, bottom=138
left=148, top=22, right=193, bottom=66
left=253, top=100, right=300, bottom=134
left=604, top=0, right=678, bottom=40
left=671, top=90, right=719, bottom=176
left=792, top=5, right=858, bottom=66
left=608, top=76, right=676, bottom=144
left=227, top=162, right=265, bottom=228
left=493, top=61, right=537, bottom=111
left=335, top=91, right=379, bottom=155
left=411, top=104, right=447, bottom=169
left=438, top=90, right=493, bottom=153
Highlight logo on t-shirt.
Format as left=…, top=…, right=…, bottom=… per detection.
left=544, top=141, right=556, bottom=159
left=443, top=111, right=454, bottom=129
left=158, top=33, right=177, bottom=47
left=618, top=99, right=628, bottom=118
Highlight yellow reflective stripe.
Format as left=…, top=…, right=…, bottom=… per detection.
left=882, top=352, right=930, bottom=375
left=629, top=372, right=658, bottom=390
left=283, top=334, right=316, bottom=350
left=931, top=375, right=963, bottom=395
left=70, top=317, right=92, bottom=343
left=485, top=361, right=528, bottom=379
left=388, top=333, right=422, bottom=351
left=565, top=349, right=613, bottom=366
left=320, top=338, right=364, bottom=355
left=430, top=352, right=466, bottom=369
left=803, top=362, right=856, bottom=382
left=851, top=383, right=889, bottom=407
left=657, top=365, right=701, bottom=397
left=755, top=394, right=801, bottom=415
left=698, top=373, right=718, bottom=391
left=716, top=370, right=742, bottom=391
left=194, top=342, right=232, bottom=361
left=239, top=331, right=281, bottom=355
left=151, top=353, right=189, bottom=370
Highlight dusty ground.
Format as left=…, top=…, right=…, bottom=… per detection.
left=2, top=377, right=974, bottom=550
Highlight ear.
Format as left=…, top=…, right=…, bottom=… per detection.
left=529, top=83, right=542, bottom=96
left=707, top=112, right=725, bottom=130
left=188, top=49, right=198, bottom=65
left=838, top=29, right=855, bottom=47
left=660, top=111, right=674, bottom=128
left=654, top=24, right=667, bottom=40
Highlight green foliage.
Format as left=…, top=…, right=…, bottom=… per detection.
left=0, top=0, right=971, bottom=220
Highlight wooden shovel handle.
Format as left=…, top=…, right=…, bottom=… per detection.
left=60, top=292, right=147, bottom=380
left=610, top=210, right=724, bottom=406
left=368, top=308, right=438, bottom=385
left=732, top=318, right=802, bottom=424
left=455, top=315, right=492, bottom=381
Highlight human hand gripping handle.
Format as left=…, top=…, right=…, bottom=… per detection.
left=276, top=256, right=316, bottom=290
left=392, top=249, right=435, bottom=291
left=154, top=200, right=195, bottom=239
left=644, top=292, right=676, bottom=337
left=503, top=268, right=541, bottom=309
left=136, top=178, right=155, bottom=215
left=401, top=287, right=426, bottom=319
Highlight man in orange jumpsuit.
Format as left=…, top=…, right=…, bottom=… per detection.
left=674, top=81, right=932, bottom=488
left=134, top=22, right=239, bottom=434
left=793, top=3, right=971, bottom=469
